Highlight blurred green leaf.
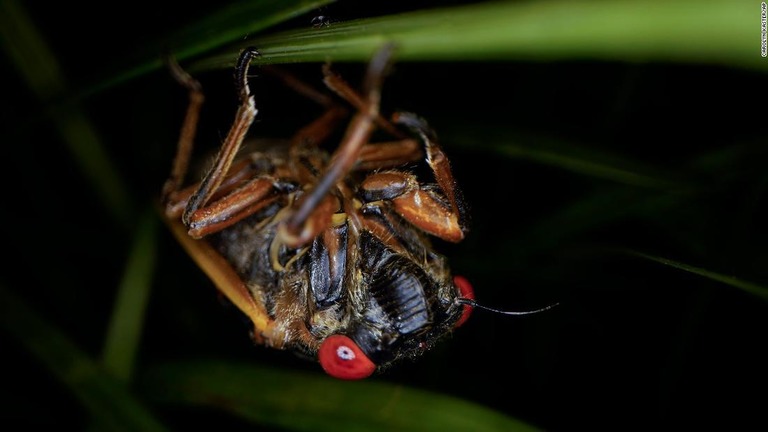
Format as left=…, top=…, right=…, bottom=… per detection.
left=0, top=0, right=133, bottom=226
left=191, top=0, right=759, bottom=71
left=101, top=209, right=159, bottom=382
left=141, top=360, right=540, bottom=432
left=622, top=250, right=768, bottom=300
left=158, top=0, right=336, bottom=60
left=509, top=139, right=768, bottom=255
left=0, top=284, right=169, bottom=432
left=446, top=125, right=687, bottom=190
left=85, top=0, right=337, bottom=96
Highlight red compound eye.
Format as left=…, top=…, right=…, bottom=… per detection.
left=318, top=334, right=376, bottom=380
left=453, top=275, right=474, bottom=328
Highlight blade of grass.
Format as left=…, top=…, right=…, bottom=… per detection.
left=101, top=209, right=158, bottom=382
left=0, top=0, right=133, bottom=227
left=81, top=0, right=337, bottom=98
left=141, top=360, right=540, bottom=432
left=620, top=250, right=768, bottom=301
left=509, top=139, right=768, bottom=255
left=191, top=0, right=760, bottom=71
left=445, top=125, right=687, bottom=190
left=0, top=283, right=169, bottom=432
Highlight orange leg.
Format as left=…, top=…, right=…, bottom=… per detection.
left=180, top=48, right=261, bottom=227
left=356, top=138, right=422, bottom=171
left=162, top=48, right=309, bottom=240
left=357, top=113, right=468, bottom=243
left=162, top=47, right=267, bottom=236
left=161, top=48, right=278, bottom=343
left=360, top=170, right=465, bottom=243
left=161, top=55, right=204, bottom=211
left=322, top=62, right=404, bottom=139
left=278, top=44, right=397, bottom=248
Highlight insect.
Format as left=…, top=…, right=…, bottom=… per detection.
left=310, top=15, right=332, bottom=28
left=161, top=44, right=477, bottom=380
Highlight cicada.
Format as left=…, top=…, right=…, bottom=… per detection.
left=161, top=44, right=477, bottom=380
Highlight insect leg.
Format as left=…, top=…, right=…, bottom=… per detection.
left=163, top=48, right=289, bottom=239
left=185, top=178, right=285, bottom=238
left=360, top=170, right=465, bottom=243
left=393, top=112, right=466, bottom=227
left=355, top=138, right=423, bottom=171
left=262, top=65, right=336, bottom=107
left=162, top=52, right=273, bottom=224
left=287, top=105, right=349, bottom=168
left=322, top=62, right=404, bottom=139
left=278, top=44, right=396, bottom=247
left=165, top=158, right=266, bottom=218
left=181, top=47, right=260, bottom=226
left=259, top=65, right=352, bottom=157
left=358, top=113, right=468, bottom=243
left=161, top=48, right=282, bottom=346
left=161, top=55, right=204, bottom=211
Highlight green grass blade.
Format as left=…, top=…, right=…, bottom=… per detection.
left=191, top=0, right=760, bottom=71
left=162, top=0, right=336, bottom=60
left=622, top=250, right=768, bottom=300
left=141, top=360, right=540, bottom=432
left=446, top=125, right=686, bottom=190
left=0, top=0, right=133, bottom=227
left=101, top=209, right=159, bottom=382
left=83, top=0, right=336, bottom=97
left=0, top=284, right=169, bottom=432
left=512, top=139, right=768, bottom=254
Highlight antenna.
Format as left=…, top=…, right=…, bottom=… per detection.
left=457, top=297, right=559, bottom=316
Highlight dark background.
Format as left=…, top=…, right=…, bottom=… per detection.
left=1, top=1, right=766, bottom=430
